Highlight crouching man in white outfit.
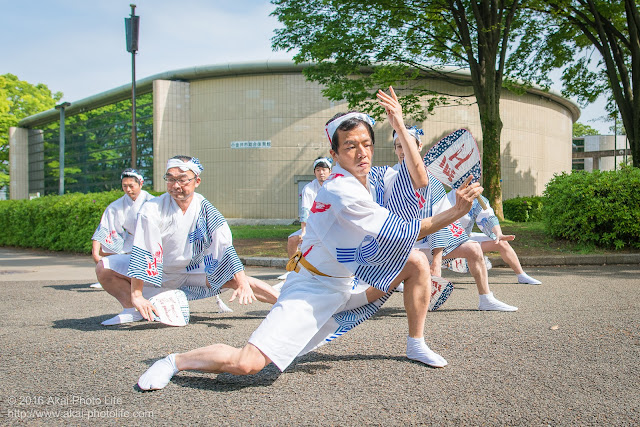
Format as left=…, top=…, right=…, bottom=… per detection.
left=90, top=168, right=154, bottom=289
left=96, top=156, right=278, bottom=326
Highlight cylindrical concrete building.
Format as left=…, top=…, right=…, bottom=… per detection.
left=11, top=60, right=579, bottom=220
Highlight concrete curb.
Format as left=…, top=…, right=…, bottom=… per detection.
left=242, top=253, right=640, bottom=269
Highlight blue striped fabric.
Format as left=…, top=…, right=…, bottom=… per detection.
left=367, top=166, right=388, bottom=206
left=325, top=291, right=394, bottom=342
left=128, top=246, right=163, bottom=287
left=354, top=214, right=422, bottom=292
left=206, top=246, right=244, bottom=291
left=179, top=284, right=220, bottom=301
left=93, top=225, right=125, bottom=254
left=385, top=162, right=422, bottom=223
left=186, top=200, right=227, bottom=272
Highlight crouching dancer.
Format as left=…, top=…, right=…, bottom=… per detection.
left=96, top=156, right=278, bottom=325
left=138, top=106, right=482, bottom=390
left=90, top=169, right=154, bottom=289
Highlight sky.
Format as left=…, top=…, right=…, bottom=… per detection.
left=1, top=0, right=613, bottom=134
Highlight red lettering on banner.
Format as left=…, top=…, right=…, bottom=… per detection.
left=438, top=156, right=456, bottom=182
left=431, top=280, right=442, bottom=298
left=448, top=147, right=474, bottom=169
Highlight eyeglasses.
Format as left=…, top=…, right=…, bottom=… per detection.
left=163, top=175, right=196, bottom=186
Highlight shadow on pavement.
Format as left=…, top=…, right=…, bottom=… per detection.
left=171, top=366, right=282, bottom=391
left=44, top=283, right=98, bottom=292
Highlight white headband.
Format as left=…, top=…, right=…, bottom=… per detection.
left=121, top=170, right=144, bottom=183
left=393, top=126, right=424, bottom=143
left=325, top=112, right=376, bottom=145
left=166, top=157, right=204, bottom=176
left=313, top=158, right=332, bottom=170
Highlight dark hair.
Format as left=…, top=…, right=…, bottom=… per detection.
left=170, top=155, right=192, bottom=162
left=120, top=168, right=142, bottom=185
left=326, top=111, right=375, bottom=152
left=313, top=156, right=331, bottom=170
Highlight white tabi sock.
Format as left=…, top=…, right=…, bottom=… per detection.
left=478, top=292, right=518, bottom=311
left=517, top=272, right=542, bottom=285
left=101, top=307, right=144, bottom=326
left=215, top=295, right=233, bottom=313
left=138, top=354, right=179, bottom=391
left=341, top=290, right=370, bottom=311
left=406, top=336, right=447, bottom=368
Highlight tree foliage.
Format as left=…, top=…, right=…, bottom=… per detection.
left=510, top=0, right=639, bottom=167
left=573, top=122, right=600, bottom=137
left=272, top=0, right=530, bottom=219
left=0, top=74, right=63, bottom=188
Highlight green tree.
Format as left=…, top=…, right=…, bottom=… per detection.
left=573, top=122, right=599, bottom=137
left=272, top=0, right=531, bottom=219
left=510, top=0, right=639, bottom=167
left=0, top=73, right=63, bottom=188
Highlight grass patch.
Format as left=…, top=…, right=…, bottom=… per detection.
left=229, top=222, right=640, bottom=259
left=229, top=225, right=299, bottom=240
left=230, top=225, right=297, bottom=258
left=498, top=220, right=637, bottom=256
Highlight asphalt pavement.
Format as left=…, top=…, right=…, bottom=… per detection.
left=0, top=247, right=638, bottom=425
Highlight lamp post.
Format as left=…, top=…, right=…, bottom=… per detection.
left=55, top=102, right=71, bottom=195
left=613, top=112, right=617, bottom=171
left=125, top=4, right=140, bottom=168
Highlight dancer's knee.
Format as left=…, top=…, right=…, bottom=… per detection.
left=233, top=345, right=269, bottom=375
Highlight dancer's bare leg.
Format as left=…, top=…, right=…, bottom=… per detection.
left=138, top=343, right=271, bottom=390
left=480, top=240, right=523, bottom=274
left=96, top=261, right=133, bottom=308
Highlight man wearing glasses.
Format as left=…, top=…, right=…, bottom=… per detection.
left=96, top=155, right=278, bottom=325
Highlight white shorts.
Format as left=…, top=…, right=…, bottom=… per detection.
left=248, top=268, right=353, bottom=371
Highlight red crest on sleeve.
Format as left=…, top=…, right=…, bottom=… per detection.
left=311, top=201, right=332, bottom=213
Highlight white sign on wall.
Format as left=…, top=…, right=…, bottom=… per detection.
left=230, top=141, right=271, bottom=149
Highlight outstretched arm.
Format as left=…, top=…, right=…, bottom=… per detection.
left=377, top=86, right=428, bottom=189
left=418, top=176, right=482, bottom=239
left=224, top=270, right=257, bottom=305
left=491, top=224, right=515, bottom=242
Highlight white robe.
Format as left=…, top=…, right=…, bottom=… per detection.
left=299, top=179, right=322, bottom=223
left=289, top=179, right=323, bottom=238
left=248, top=163, right=421, bottom=371
left=92, top=190, right=154, bottom=254
left=126, top=193, right=244, bottom=293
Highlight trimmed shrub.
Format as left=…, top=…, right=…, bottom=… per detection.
left=503, top=196, right=545, bottom=222
left=543, top=166, right=640, bottom=249
left=1, top=190, right=133, bottom=253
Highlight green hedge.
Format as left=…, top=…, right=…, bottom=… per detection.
left=503, top=196, right=545, bottom=222
left=0, top=190, right=158, bottom=253
left=543, top=166, right=640, bottom=249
